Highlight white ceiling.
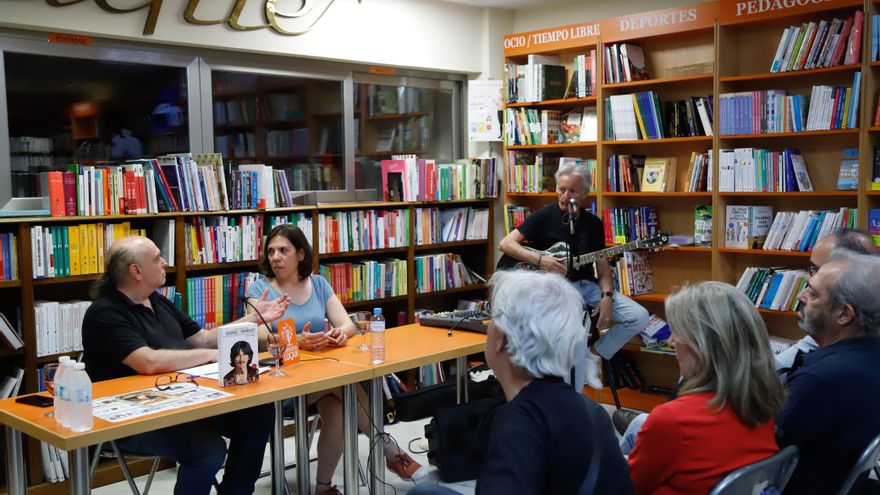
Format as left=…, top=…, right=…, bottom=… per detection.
left=438, top=0, right=561, bottom=10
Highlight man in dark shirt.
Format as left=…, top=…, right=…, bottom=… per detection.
left=777, top=249, right=880, bottom=494
left=82, top=236, right=290, bottom=495
left=499, top=161, right=648, bottom=389
left=411, top=270, right=634, bottom=495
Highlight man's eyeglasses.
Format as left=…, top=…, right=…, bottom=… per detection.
left=155, top=373, right=199, bottom=391
left=807, top=263, right=819, bottom=277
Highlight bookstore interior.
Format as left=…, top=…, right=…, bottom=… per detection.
left=2, top=0, right=880, bottom=491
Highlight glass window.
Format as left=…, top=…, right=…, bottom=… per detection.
left=211, top=71, right=344, bottom=191
left=5, top=52, right=189, bottom=197
left=354, top=82, right=456, bottom=190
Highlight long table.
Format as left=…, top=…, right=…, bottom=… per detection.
left=0, top=323, right=486, bottom=495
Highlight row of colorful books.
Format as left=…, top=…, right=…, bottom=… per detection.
left=317, top=209, right=409, bottom=254
left=763, top=207, right=857, bottom=252
left=373, top=115, right=429, bottom=153
left=611, top=251, right=654, bottom=297
left=183, top=215, right=264, bottom=266
left=184, top=273, right=260, bottom=329
left=414, top=253, right=482, bottom=294
left=34, top=300, right=90, bottom=357
left=603, top=43, right=648, bottom=84
left=29, top=222, right=146, bottom=279
left=719, top=73, right=860, bottom=135
left=665, top=97, right=714, bottom=138
left=319, top=259, right=407, bottom=304
left=380, top=156, right=500, bottom=202
left=0, top=233, right=18, bottom=281
left=504, top=60, right=567, bottom=104
left=268, top=212, right=313, bottom=237
left=606, top=155, right=677, bottom=193
left=602, top=206, right=660, bottom=245
left=770, top=10, right=863, bottom=73
left=505, top=152, right=597, bottom=194
left=414, top=207, right=489, bottom=245
left=604, top=91, right=707, bottom=141
left=718, top=148, right=813, bottom=193
left=736, top=267, right=808, bottom=312
left=685, top=151, right=712, bottom=193
left=504, top=106, right=598, bottom=146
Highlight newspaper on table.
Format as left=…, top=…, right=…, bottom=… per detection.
left=92, top=383, right=232, bottom=423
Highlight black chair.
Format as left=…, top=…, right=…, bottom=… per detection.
left=837, top=433, right=880, bottom=495
left=707, top=445, right=799, bottom=495
left=569, top=307, right=621, bottom=409
left=89, top=441, right=161, bottom=495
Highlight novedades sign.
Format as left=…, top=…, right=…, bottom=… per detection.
left=42, top=0, right=357, bottom=36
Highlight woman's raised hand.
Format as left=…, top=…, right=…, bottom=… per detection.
left=253, top=289, right=291, bottom=323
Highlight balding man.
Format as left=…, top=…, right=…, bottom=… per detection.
left=777, top=249, right=880, bottom=494
left=82, top=236, right=290, bottom=495
left=775, top=229, right=877, bottom=375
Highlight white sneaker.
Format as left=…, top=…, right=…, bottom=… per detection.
left=584, top=351, right=603, bottom=390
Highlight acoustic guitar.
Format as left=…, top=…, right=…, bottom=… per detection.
left=496, top=233, right=669, bottom=271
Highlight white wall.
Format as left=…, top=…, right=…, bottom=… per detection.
left=0, top=0, right=491, bottom=74
left=511, top=0, right=714, bottom=33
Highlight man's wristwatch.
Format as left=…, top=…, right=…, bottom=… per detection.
left=601, top=291, right=614, bottom=299
left=536, top=254, right=544, bottom=267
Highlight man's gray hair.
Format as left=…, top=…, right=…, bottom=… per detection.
left=828, top=249, right=880, bottom=336
left=554, top=159, right=592, bottom=192
left=489, top=269, right=586, bottom=378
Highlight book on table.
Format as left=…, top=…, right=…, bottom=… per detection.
left=218, top=322, right=260, bottom=387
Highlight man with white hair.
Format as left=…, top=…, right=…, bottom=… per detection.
left=776, top=249, right=880, bottom=494
left=499, top=160, right=649, bottom=389
left=411, top=269, right=634, bottom=494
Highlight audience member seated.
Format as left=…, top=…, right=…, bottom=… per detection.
left=410, top=269, right=634, bottom=495
left=777, top=250, right=880, bottom=494
left=245, top=224, right=424, bottom=495
left=82, top=236, right=287, bottom=495
left=627, top=281, right=785, bottom=495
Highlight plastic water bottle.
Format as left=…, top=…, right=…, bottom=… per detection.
left=67, top=363, right=93, bottom=432
left=54, top=357, right=72, bottom=427
left=370, top=308, right=385, bottom=364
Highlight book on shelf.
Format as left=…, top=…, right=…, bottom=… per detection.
left=869, top=209, right=880, bottom=247
left=736, top=266, right=808, bottom=311
left=603, top=43, right=648, bottom=84
left=184, top=215, right=263, bottom=265
left=218, top=322, right=260, bottom=387
left=504, top=205, right=534, bottom=234
left=559, top=108, right=583, bottom=143
left=605, top=92, right=663, bottom=141
left=640, top=313, right=670, bottom=347
left=0, top=312, right=23, bottom=351
left=694, top=205, right=712, bottom=247
left=640, top=157, right=676, bottom=192
left=836, top=147, right=859, bottom=191
left=320, top=258, right=407, bottom=303
left=580, top=108, right=598, bottom=142
left=34, top=300, right=90, bottom=357
left=30, top=222, right=141, bottom=279
left=873, top=14, right=880, bottom=63
left=769, top=10, right=863, bottom=73
left=0, top=366, right=24, bottom=399
left=762, top=207, right=857, bottom=252
left=186, top=273, right=260, bottom=329
left=718, top=148, right=813, bottom=193
left=612, top=250, right=654, bottom=297
left=414, top=253, right=481, bottom=293
left=317, top=208, right=410, bottom=254
left=602, top=205, right=659, bottom=245
left=724, top=205, right=773, bottom=249
left=666, top=97, right=713, bottom=138
left=685, top=151, right=711, bottom=192
left=381, top=156, right=498, bottom=201
left=606, top=154, right=645, bottom=193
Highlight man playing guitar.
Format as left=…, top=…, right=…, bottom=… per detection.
left=499, top=160, right=649, bottom=390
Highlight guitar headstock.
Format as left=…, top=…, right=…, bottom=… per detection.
left=636, top=233, right=669, bottom=251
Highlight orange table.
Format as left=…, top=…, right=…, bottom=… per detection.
left=301, top=323, right=487, bottom=494
left=0, top=357, right=373, bottom=495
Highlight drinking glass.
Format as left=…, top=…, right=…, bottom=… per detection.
left=355, top=311, right=370, bottom=351
left=42, top=363, right=59, bottom=418
left=267, top=342, right=287, bottom=377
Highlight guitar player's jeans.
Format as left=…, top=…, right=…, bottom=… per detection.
left=573, top=279, right=649, bottom=360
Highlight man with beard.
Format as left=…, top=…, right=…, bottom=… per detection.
left=776, top=249, right=880, bottom=494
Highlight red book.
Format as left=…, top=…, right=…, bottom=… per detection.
left=45, top=172, right=65, bottom=217
left=62, top=172, right=77, bottom=216
left=873, top=94, right=880, bottom=127
left=602, top=208, right=614, bottom=245
left=830, top=17, right=853, bottom=66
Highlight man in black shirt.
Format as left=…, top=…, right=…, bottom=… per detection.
left=82, top=236, right=290, bottom=495
left=499, top=160, right=648, bottom=389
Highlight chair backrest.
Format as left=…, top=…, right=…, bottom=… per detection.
left=708, top=445, right=800, bottom=495
left=837, top=433, right=880, bottom=495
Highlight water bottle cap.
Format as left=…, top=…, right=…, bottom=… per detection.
left=73, top=362, right=86, bottom=371
left=59, top=356, right=72, bottom=363
left=373, top=308, right=382, bottom=315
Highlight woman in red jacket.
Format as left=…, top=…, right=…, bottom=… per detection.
left=627, top=281, right=785, bottom=495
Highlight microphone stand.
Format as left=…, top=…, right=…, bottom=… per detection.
left=567, top=199, right=578, bottom=280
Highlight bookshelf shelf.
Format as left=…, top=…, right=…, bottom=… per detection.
left=601, top=136, right=712, bottom=145
left=36, top=351, right=81, bottom=365
left=757, top=308, right=799, bottom=317
left=0, top=280, right=21, bottom=288
left=360, top=150, right=426, bottom=157
left=603, top=192, right=712, bottom=197
left=631, top=293, right=668, bottom=303
left=869, top=127, right=880, bottom=133
left=719, top=63, right=861, bottom=83
left=504, top=142, right=597, bottom=150
left=340, top=295, right=409, bottom=309
left=317, top=247, right=409, bottom=260
left=661, top=246, right=712, bottom=253
left=316, top=201, right=411, bottom=211
left=415, top=283, right=487, bottom=297
left=866, top=190, right=880, bottom=196
left=717, top=248, right=812, bottom=257
left=583, top=386, right=669, bottom=412
left=623, top=343, right=675, bottom=356
left=505, top=96, right=598, bottom=109
left=601, top=73, right=713, bottom=90
left=719, top=129, right=860, bottom=140
left=413, top=239, right=489, bottom=251
left=363, top=112, right=429, bottom=122
left=718, top=191, right=859, bottom=197
left=186, top=261, right=259, bottom=272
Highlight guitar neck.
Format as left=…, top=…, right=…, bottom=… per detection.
left=573, top=240, right=641, bottom=267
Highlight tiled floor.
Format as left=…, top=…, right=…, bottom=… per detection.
left=92, top=403, right=625, bottom=494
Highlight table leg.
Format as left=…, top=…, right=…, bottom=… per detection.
left=456, top=356, right=469, bottom=404
left=69, top=447, right=90, bottom=495
left=342, top=384, right=358, bottom=495
left=370, top=377, right=386, bottom=495
left=271, top=400, right=286, bottom=495
left=295, top=396, right=310, bottom=495
left=5, top=427, right=25, bottom=495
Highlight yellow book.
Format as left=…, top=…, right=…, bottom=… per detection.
left=87, top=223, right=98, bottom=274
left=641, top=157, right=677, bottom=192
left=96, top=223, right=105, bottom=273
left=79, top=224, right=89, bottom=275
left=112, top=222, right=126, bottom=243
left=68, top=225, right=80, bottom=276
left=631, top=94, right=648, bottom=140
left=214, top=275, right=224, bottom=325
